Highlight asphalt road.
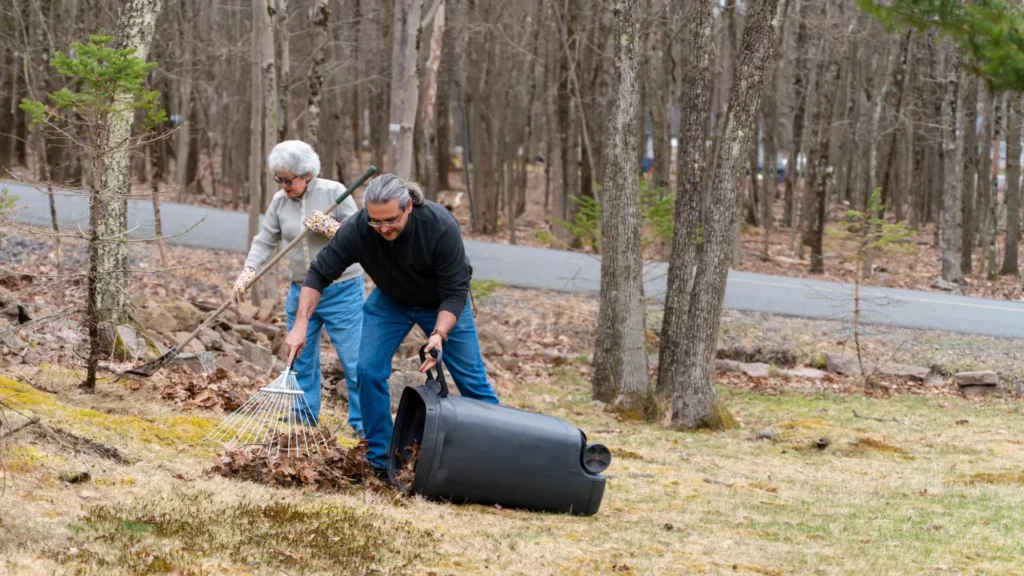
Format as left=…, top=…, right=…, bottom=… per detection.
left=7, top=178, right=1024, bottom=340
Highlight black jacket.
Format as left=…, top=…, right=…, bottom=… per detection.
left=304, top=200, right=473, bottom=319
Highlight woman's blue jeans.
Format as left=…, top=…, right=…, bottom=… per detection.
left=357, top=288, right=499, bottom=469
left=285, top=275, right=365, bottom=432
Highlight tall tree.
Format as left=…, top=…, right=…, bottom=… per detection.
left=656, top=0, right=714, bottom=397
left=388, top=0, right=425, bottom=180
left=1001, top=94, right=1021, bottom=276
left=941, top=48, right=965, bottom=283
left=592, top=0, right=649, bottom=411
left=672, top=0, right=785, bottom=430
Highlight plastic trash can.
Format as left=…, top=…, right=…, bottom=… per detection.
left=386, top=347, right=611, bottom=515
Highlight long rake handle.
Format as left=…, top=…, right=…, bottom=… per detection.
left=170, top=166, right=378, bottom=355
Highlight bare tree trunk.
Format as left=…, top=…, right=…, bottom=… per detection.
left=259, top=0, right=279, bottom=303
left=174, top=77, right=193, bottom=202
left=420, top=0, right=446, bottom=195
left=987, top=93, right=1003, bottom=280
left=807, top=23, right=843, bottom=274
left=305, top=0, right=329, bottom=151
left=150, top=141, right=167, bottom=270
left=977, top=84, right=993, bottom=258
left=760, top=1, right=787, bottom=259
left=593, top=0, right=647, bottom=410
left=879, top=31, right=912, bottom=221
left=673, top=0, right=783, bottom=431
left=783, top=0, right=808, bottom=229
left=247, top=0, right=265, bottom=307
left=657, top=0, right=714, bottom=398
left=1002, top=94, right=1021, bottom=276
left=388, top=0, right=424, bottom=180
left=274, top=0, right=290, bottom=141
left=960, top=75, right=978, bottom=275
left=84, top=0, right=162, bottom=391
left=941, top=52, right=965, bottom=283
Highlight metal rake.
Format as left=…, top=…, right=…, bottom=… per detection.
left=202, top=364, right=332, bottom=458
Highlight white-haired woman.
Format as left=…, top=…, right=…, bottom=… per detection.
left=232, top=140, right=365, bottom=437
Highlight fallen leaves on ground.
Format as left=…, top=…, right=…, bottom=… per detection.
left=208, top=430, right=382, bottom=492
left=157, top=366, right=256, bottom=412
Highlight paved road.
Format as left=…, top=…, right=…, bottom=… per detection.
left=7, top=178, right=1024, bottom=340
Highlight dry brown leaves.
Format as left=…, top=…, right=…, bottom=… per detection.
left=157, top=366, right=256, bottom=412
left=393, top=441, right=420, bottom=487
left=208, top=431, right=381, bottom=492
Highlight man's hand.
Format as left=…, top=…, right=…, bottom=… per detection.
left=419, top=333, right=444, bottom=373
left=285, top=323, right=308, bottom=365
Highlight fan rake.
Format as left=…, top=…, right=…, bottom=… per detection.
left=202, top=365, right=332, bottom=458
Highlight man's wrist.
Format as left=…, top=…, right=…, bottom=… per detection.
left=430, top=329, right=448, bottom=343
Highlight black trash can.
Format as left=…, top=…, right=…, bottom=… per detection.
left=386, top=347, right=611, bottom=516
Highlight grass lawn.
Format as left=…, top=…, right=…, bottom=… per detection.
left=2, top=364, right=1024, bottom=575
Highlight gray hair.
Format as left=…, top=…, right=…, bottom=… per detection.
left=267, top=140, right=321, bottom=178
left=363, top=174, right=425, bottom=210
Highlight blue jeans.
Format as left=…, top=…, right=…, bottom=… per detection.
left=285, top=275, right=365, bottom=431
left=358, top=288, right=499, bottom=468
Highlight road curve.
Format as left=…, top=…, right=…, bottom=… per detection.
left=6, top=178, right=1024, bottom=340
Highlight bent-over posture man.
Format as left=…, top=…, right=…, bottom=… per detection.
left=284, top=174, right=499, bottom=476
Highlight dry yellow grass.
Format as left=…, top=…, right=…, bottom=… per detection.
left=2, top=365, right=1024, bottom=575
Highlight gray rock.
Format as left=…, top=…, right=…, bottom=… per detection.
left=256, top=299, right=276, bottom=322
left=230, top=323, right=257, bottom=342
left=739, top=362, right=771, bottom=378
left=961, top=384, right=998, bottom=398
left=932, top=278, right=963, bottom=294
left=825, top=352, right=929, bottom=381
left=751, top=428, right=779, bottom=441
left=238, top=340, right=275, bottom=371
left=955, top=371, right=999, bottom=386
left=167, top=352, right=215, bottom=373
left=251, top=321, right=281, bottom=340
left=714, top=359, right=742, bottom=373
left=114, top=325, right=147, bottom=360
left=196, top=328, right=225, bottom=352
left=136, top=302, right=178, bottom=334
left=236, top=302, right=259, bottom=320
left=172, top=332, right=206, bottom=354
left=163, top=297, right=204, bottom=332
left=781, top=367, right=827, bottom=379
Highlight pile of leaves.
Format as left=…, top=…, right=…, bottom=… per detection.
left=208, top=430, right=380, bottom=492
left=393, top=441, right=420, bottom=487
left=157, top=366, right=254, bottom=412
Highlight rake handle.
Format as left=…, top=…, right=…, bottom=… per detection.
left=171, top=166, right=377, bottom=354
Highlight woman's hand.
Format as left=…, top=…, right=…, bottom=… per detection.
left=232, top=267, right=256, bottom=303
left=303, top=210, right=341, bottom=239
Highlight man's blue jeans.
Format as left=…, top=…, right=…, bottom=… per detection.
left=357, top=288, right=499, bottom=468
left=285, top=275, right=365, bottom=431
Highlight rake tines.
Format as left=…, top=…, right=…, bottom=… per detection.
left=202, top=365, right=331, bottom=458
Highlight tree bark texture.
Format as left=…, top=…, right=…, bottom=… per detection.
left=305, top=0, right=329, bottom=151
left=419, top=0, right=446, bottom=196
left=672, top=0, right=783, bottom=431
left=85, top=0, right=163, bottom=390
left=1002, top=94, right=1021, bottom=276
left=388, top=0, right=424, bottom=181
left=592, top=0, right=648, bottom=410
left=941, top=53, right=965, bottom=283
left=960, top=74, right=978, bottom=275
left=656, top=0, right=714, bottom=398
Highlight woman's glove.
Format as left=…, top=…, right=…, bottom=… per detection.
left=303, top=210, right=341, bottom=239
left=232, top=267, right=256, bottom=303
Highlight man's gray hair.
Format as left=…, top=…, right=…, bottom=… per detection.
left=363, top=174, right=425, bottom=210
left=267, top=140, right=321, bottom=178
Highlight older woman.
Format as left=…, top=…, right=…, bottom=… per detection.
left=232, top=140, right=365, bottom=438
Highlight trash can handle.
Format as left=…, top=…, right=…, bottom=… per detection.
left=419, top=345, right=449, bottom=398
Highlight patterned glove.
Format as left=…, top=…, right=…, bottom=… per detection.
left=303, top=210, right=341, bottom=239
left=232, top=267, right=256, bottom=303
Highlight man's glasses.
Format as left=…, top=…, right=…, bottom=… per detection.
left=368, top=215, right=403, bottom=228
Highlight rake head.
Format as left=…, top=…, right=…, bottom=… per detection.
left=202, top=365, right=332, bottom=459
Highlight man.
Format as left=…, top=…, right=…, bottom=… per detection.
left=284, top=174, right=499, bottom=478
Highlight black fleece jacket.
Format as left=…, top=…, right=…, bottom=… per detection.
left=304, top=200, right=473, bottom=319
